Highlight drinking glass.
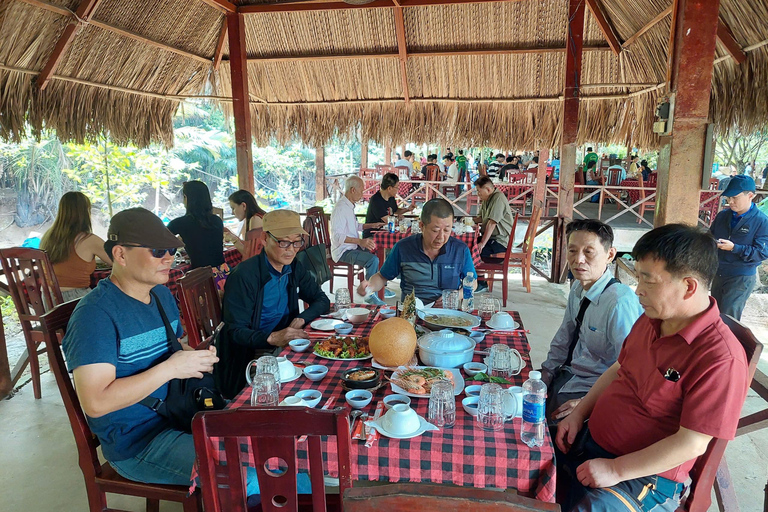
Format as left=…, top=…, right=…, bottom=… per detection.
left=427, top=379, right=456, bottom=428
left=411, top=222, right=421, bottom=234
left=334, top=287, right=351, bottom=313
left=247, top=355, right=281, bottom=392
left=487, top=344, right=513, bottom=379
left=441, top=289, right=460, bottom=310
left=477, top=383, right=508, bottom=431
left=477, top=295, right=501, bottom=321
left=250, top=373, right=279, bottom=406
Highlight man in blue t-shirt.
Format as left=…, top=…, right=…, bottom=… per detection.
left=62, top=208, right=257, bottom=490
left=358, top=198, right=475, bottom=303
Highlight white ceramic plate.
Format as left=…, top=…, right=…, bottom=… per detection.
left=484, top=319, right=521, bottom=331
left=389, top=366, right=465, bottom=398
left=371, top=355, right=418, bottom=371
left=417, top=308, right=481, bottom=330
left=365, top=414, right=439, bottom=439
left=280, top=367, right=302, bottom=383
left=313, top=352, right=373, bottom=362
left=310, top=319, right=345, bottom=331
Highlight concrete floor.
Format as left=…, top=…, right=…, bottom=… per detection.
left=1, top=275, right=766, bottom=511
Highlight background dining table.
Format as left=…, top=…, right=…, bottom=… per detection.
left=190, top=304, right=556, bottom=502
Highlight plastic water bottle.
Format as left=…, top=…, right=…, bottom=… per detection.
left=461, top=272, right=475, bottom=312
left=388, top=217, right=396, bottom=233
left=521, top=370, right=547, bottom=448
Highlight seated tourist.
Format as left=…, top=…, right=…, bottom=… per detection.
left=473, top=176, right=516, bottom=260
left=331, top=176, right=386, bottom=306
left=41, top=191, right=112, bottom=301
left=61, top=208, right=262, bottom=492
left=168, top=181, right=225, bottom=269
left=363, top=172, right=415, bottom=238
left=225, top=189, right=266, bottom=257
left=640, top=160, right=652, bottom=181
left=359, top=198, right=475, bottom=304
left=394, top=150, right=415, bottom=172
left=626, top=154, right=640, bottom=179
left=422, top=154, right=441, bottom=180
left=442, top=154, right=459, bottom=183
left=541, top=220, right=642, bottom=423
left=487, top=153, right=505, bottom=180
left=498, top=155, right=521, bottom=181
left=556, top=224, right=750, bottom=512
left=217, top=210, right=330, bottom=398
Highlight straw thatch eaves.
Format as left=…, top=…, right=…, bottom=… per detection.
left=1, top=0, right=767, bottom=150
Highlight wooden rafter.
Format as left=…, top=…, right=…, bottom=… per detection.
left=585, top=0, right=621, bottom=56
left=37, top=0, right=102, bottom=90
left=213, top=19, right=228, bottom=70
left=717, top=18, right=746, bottom=64
left=622, top=6, right=672, bottom=48
left=198, top=0, right=236, bottom=14
left=392, top=1, right=409, bottom=103
left=239, top=0, right=521, bottom=14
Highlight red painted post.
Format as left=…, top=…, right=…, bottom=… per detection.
left=655, top=0, right=721, bottom=226
left=227, top=12, right=255, bottom=193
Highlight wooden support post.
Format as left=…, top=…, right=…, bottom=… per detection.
left=361, top=142, right=368, bottom=170
left=315, top=147, right=326, bottom=202
left=0, top=310, right=10, bottom=400
left=655, top=0, right=721, bottom=226
left=533, top=148, right=549, bottom=208
left=385, top=145, right=392, bottom=165
left=227, top=12, right=254, bottom=193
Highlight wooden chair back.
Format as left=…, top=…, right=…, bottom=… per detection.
left=306, top=207, right=331, bottom=249
left=679, top=315, right=763, bottom=512
left=523, top=169, right=538, bottom=185
left=606, top=168, right=623, bottom=186
left=177, top=267, right=222, bottom=349
left=359, top=168, right=376, bottom=179
left=507, top=173, right=527, bottom=184
left=647, top=172, right=658, bottom=186
left=424, top=164, right=441, bottom=181
left=192, top=407, right=352, bottom=512
left=709, top=177, right=719, bottom=190
left=520, top=206, right=542, bottom=255
left=344, top=483, right=560, bottom=512
left=243, top=227, right=264, bottom=260
left=394, top=165, right=410, bottom=179
left=375, top=164, right=393, bottom=176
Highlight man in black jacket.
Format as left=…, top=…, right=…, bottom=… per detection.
left=216, top=209, right=330, bottom=398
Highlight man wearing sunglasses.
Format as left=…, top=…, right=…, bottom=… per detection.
left=61, top=208, right=253, bottom=490
left=217, top=209, right=330, bottom=398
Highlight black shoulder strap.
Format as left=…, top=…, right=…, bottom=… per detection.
left=562, top=277, right=620, bottom=367
left=139, top=290, right=182, bottom=413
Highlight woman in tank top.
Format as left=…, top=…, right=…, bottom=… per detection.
left=40, top=192, right=112, bottom=301
left=225, top=189, right=266, bottom=257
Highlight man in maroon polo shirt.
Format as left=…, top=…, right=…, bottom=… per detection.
left=556, top=224, right=750, bottom=511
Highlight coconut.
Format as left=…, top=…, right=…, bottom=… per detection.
left=369, top=317, right=417, bottom=367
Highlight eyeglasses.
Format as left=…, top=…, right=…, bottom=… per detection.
left=267, top=232, right=305, bottom=249
left=121, top=244, right=178, bottom=258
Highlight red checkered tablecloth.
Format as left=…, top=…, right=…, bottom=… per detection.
left=191, top=309, right=556, bottom=502
left=90, top=247, right=242, bottom=298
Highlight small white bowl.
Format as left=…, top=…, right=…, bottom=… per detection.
left=303, top=365, right=328, bottom=381
left=295, top=389, right=322, bottom=408
left=462, top=396, right=479, bottom=417
left=276, top=356, right=296, bottom=382
left=379, top=308, right=397, bottom=319
left=345, top=389, right=373, bottom=409
left=463, top=362, right=488, bottom=377
left=464, top=384, right=482, bottom=397
left=289, top=339, right=311, bottom=353
left=346, top=307, right=371, bottom=324
left=488, top=311, right=515, bottom=329
left=381, top=404, right=421, bottom=435
left=383, top=394, right=411, bottom=410
left=334, top=322, right=354, bottom=335
left=469, top=331, right=486, bottom=342
left=279, top=396, right=309, bottom=407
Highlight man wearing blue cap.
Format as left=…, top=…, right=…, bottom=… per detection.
left=709, top=175, right=768, bottom=320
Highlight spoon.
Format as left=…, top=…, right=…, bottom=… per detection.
left=349, top=410, right=363, bottom=434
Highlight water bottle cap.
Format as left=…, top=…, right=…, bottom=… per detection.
left=467, top=272, right=474, bottom=278
left=528, top=370, right=541, bottom=380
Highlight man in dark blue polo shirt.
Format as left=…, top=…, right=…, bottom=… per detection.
left=358, top=198, right=475, bottom=303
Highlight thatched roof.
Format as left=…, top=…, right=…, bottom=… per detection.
left=1, top=0, right=767, bottom=150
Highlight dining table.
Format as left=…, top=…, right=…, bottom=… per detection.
left=190, top=304, right=556, bottom=502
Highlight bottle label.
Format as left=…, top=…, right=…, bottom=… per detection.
left=522, top=397, right=544, bottom=423
left=463, top=286, right=473, bottom=299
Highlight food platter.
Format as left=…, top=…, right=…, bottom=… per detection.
left=313, top=336, right=372, bottom=361
left=417, top=308, right=481, bottom=330
left=389, top=366, right=465, bottom=398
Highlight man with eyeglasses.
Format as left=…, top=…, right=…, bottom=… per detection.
left=61, top=208, right=261, bottom=491
left=217, top=209, right=330, bottom=398
left=709, top=175, right=768, bottom=320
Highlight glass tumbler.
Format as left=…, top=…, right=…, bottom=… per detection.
left=334, top=287, right=351, bottom=312
left=250, top=373, right=279, bottom=406
left=488, top=344, right=513, bottom=379
left=249, top=355, right=280, bottom=392
left=477, top=383, right=509, bottom=431
left=478, top=295, right=501, bottom=322
left=427, top=379, right=456, bottom=428
left=441, top=289, right=460, bottom=310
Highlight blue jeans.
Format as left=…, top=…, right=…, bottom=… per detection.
left=339, top=249, right=379, bottom=280
left=561, top=430, right=683, bottom=512
left=711, top=273, right=756, bottom=321
left=587, top=180, right=600, bottom=203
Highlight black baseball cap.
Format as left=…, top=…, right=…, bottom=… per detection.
left=107, top=208, right=184, bottom=249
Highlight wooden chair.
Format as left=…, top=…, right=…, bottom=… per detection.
left=676, top=315, right=763, bottom=512
left=39, top=300, right=202, bottom=512
left=243, top=227, right=264, bottom=260
left=602, top=167, right=623, bottom=209
left=359, top=168, right=376, bottom=179
left=508, top=206, right=541, bottom=293
left=647, top=172, right=658, bottom=187
left=574, top=166, right=585, bottom=200
left=636, top=173, right=656, bottom=223
left=709, top=177, right=720, bottom=190
left=0, top=247, right=63, bottom=399
left=504, top=174, right=529, bottom=213
left=394, top=165, right=410, bottom=180
left=305, top=207, right=362, bottom=296
left=177, top=266, right=222, bottom=349
left=192, top=407, right=352, bottom=512
left=344, top=483, right=560, bottom=512
left=475, top=212, right=519, bottom=307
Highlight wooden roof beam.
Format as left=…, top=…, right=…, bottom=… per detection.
left=238, top=0, right=522, bottom=14
left=37, top=0, right=103, bottom=91
left=585, top=0, right=621, bottom=56
left=392, top=1, right=409, bottom=103
left=198, top=0, right=236, bottom=14
left=213, top=19, right=227, bottom=70
left=717, top=18, right=746, bottom=64
left=623, top=6, right=671, bottom=48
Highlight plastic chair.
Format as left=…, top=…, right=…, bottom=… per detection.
left=344, top=483, right=560, bottom=512
left=192, top=407, right=352, bottom=512
left=177, top=266, right=222, bottom=349
left=636, top=173, right=656, bottom=223
left=474, top=212, right=519, bottom=306
left=306, top=207, right=362, bottom=297
left=0, top=247, right=63, bottom=399
left=39, top=300, right=203, bottom=512
left=677, top=315, right=763, bottom=512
